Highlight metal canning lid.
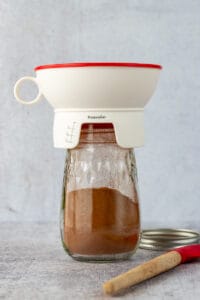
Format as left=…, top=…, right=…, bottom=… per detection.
left=139, top=228, right=200, bottom=251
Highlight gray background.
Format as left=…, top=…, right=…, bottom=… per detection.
left=0, top=0, right=200, bottom=227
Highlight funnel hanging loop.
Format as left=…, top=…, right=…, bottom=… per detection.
left=14, top=76, right=42, bottom=105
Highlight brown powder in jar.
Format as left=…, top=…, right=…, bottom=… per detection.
left=64, top=187, right=140, bottom=255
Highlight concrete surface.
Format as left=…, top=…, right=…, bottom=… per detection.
left=0, top=1, right=200, bottom=227
left=0, top=223, right=200, bottom=300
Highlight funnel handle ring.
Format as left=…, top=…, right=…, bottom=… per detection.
left=14, top=76, right=42, bottom=105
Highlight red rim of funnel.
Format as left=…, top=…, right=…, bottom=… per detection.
left=35, top=62, right=162, bottom=71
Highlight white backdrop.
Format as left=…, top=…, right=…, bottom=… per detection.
left=0, top=0, right=199, bottom=228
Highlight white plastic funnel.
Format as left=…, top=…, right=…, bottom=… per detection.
left=14, top=62, right=162, bottom=148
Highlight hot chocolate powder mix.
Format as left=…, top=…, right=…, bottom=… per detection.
left=64, top=187, right=140, bottom=255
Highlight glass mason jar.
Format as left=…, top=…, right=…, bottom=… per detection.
left=60, top=123, right=140, bottom=261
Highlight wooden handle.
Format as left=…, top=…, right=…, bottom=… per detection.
left=103, top=251, right=182, bottom=295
